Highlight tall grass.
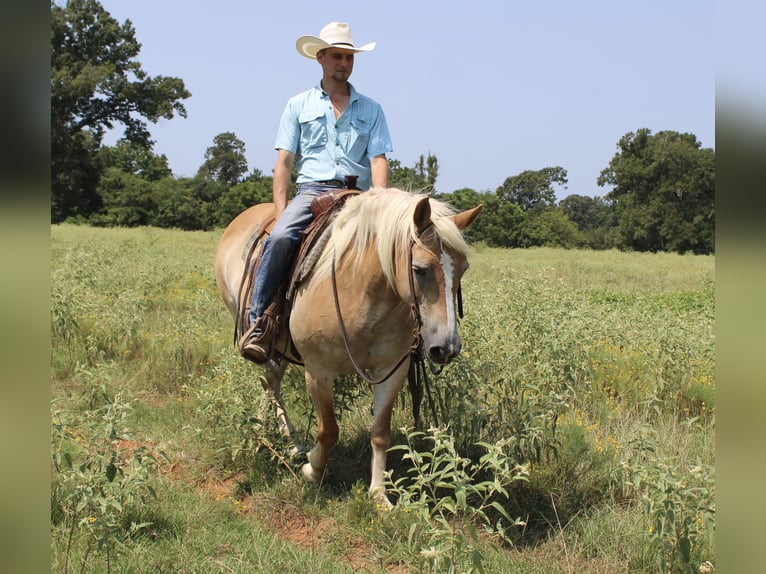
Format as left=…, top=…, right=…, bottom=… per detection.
left=51, top=225, right=714, bottom=573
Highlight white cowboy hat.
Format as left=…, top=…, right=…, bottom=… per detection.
left=295, top=22, right=376, bottom=59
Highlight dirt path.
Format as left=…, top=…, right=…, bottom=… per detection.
left=198, top=467, right=411, bottom=573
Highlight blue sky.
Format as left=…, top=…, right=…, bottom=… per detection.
left=99, top=0, right=715, bottom=199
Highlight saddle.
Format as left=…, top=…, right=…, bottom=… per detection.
left=235, top=182, right=361, bottom=364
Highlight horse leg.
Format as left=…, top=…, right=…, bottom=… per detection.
left=258, top=357, right=305, bottom=455
left=369, top=371, right=406, bottom=508
left=302, top=372, right=339, bottom=483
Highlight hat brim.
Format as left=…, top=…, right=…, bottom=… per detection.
left=295, top=35, right=376, bottom=59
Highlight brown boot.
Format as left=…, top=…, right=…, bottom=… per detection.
left=238, top=314, right=277, bottom=364
left=238, top=326, right=268, bottom=363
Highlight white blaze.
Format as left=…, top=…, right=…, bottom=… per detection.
left=440, top=251, right=456, bottom=334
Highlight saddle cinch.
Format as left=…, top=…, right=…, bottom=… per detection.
left=235, top=178, right=361, bottom=364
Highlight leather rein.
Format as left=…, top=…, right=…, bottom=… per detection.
left=330, top=236, right=422, bottom=386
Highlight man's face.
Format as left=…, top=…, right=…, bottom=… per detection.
left=318, top=48, right=355, bottom=82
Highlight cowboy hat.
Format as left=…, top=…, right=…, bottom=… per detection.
left=295, top=22, right=376, bottom=59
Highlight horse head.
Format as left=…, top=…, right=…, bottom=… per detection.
left=404, top=197, right=483, bottom=365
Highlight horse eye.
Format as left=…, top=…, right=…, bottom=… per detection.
left=412, top=265, right=427, bottom=277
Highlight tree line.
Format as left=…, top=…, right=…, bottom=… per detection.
left=51, top=0, right=714, bottom=254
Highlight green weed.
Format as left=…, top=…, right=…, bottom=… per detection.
left=385, top=427, right=528, bottom=573
left=51, top=382, right=168, bottom=573
left=622, top=425, right=715, bottom=573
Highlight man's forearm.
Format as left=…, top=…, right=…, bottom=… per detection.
left=370, top=154, right=389, bottom=188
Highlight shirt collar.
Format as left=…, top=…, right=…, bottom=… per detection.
left=316, top=81, right=358, bottom=103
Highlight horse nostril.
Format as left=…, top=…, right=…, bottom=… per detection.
left=429, top=344, right=459, bottom=365
left=428, top=347, right=445, bottom=364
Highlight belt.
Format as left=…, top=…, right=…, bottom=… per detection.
left=319, top=175, right=360, bottom=189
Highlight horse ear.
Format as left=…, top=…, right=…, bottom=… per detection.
left=451, top=204, right=484, bottom=231
left=413, top=197, right=432, bottom=234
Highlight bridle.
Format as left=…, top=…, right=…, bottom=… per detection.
left=330, top=226, right=464, bottom=426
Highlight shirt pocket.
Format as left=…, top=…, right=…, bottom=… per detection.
left=347, top=117, right=371, bottom=161
left=298, top=109, right=327, bottom=151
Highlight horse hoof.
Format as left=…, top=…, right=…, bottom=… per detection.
left=369, top=488, right=394, bottom=511
left=302, top=463, right=322, bottom=483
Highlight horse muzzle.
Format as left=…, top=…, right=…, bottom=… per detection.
left=428, top=339, right=462, bottom=365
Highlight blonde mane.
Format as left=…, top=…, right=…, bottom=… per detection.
left=312, top=187, right=470, bottom=287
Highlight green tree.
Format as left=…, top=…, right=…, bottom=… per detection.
left=389, top=153, right=439, bottom=191
left=437, top=188, right=524, bottom=247
left=437, top=188, right=487, bottom=244
left=89, top=141, right=173, bottom=227
left=598, top=129, right=714, bottom=253
left=214, top=170, right=273, bottom=227
left=152, top=178, right=207, bottom=230
left=479, top=195, right=526, bottom=247
left=496, top=167, right=568, bottom=212
left=559, top=194, right=617, bottom=249
left=437, top=187, right=485, bottom=212
left=517, top=208, right=584, bottom=248
left=51, top=0, right=190, bottom=222
left=559, top=194, right=604, bottom=231
left=414, top=153, right=439, bottom=190
left=92, top=168, right=155, bottom=227
left=197, top=131, right=248, bottom=186
left=100, top=139, right=172, bottom=181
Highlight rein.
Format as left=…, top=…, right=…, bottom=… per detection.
left=330, top=238, right=420, bottom=386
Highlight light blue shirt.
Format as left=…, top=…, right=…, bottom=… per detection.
left=274, top=82, right=393, bottom=190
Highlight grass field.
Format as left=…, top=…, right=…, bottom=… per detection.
left=50, top=223, right=715, bottom=573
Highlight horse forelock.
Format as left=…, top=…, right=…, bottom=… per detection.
left=312, top=188, right=469, bottom=287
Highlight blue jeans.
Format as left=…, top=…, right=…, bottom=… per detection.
left=248, top=182, right=341, bottom=323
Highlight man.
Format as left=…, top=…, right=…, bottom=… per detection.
left=239, top=21, right=393, bottom=363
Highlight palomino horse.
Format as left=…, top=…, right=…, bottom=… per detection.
left=215, top=187, right=482, bottom=504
